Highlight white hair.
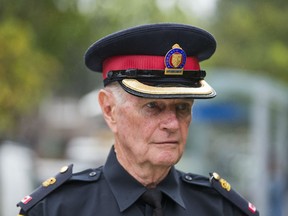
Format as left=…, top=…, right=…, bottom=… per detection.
left=104, top=82, right=127, bottom=104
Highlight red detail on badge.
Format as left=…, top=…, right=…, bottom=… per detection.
left=21, top=195, right=32, bottom=204
left=102, top=55, right=200, bottom=79
left=248, top=202, right=257, bottom=213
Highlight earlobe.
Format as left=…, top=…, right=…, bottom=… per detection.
left=98, top=89, right=117, bottom=131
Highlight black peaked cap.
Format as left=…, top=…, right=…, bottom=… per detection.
left=85, top=23, right=216, bottom=72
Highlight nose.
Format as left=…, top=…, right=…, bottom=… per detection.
left=159, top=110, right=180, bottom=132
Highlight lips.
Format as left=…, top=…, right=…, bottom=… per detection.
left=153, top=141, right=179, bottom=145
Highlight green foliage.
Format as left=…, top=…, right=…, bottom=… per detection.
left=210, top=0, right=288, bottom=81
left=0, top=19, right=60, bottom=135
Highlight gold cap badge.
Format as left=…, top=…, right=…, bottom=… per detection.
left=164, top=44, right=187, bottom=75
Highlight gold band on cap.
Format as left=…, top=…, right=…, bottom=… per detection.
left=121, top=79, right=215, bottom=97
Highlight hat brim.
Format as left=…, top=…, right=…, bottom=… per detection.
left=120, top=79, right=216, bottom=99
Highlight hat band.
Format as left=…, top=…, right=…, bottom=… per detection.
left=103, top=69, right=206, bottom=86
left=103, top=55, right=200, bottom=79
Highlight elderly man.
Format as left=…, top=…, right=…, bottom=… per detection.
left=17, top=23, right=259, bottom=216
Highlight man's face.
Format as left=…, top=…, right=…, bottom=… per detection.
left=113, top=92, right=193, bottom=168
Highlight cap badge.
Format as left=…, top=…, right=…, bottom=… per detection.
left=164, top=44, right=187, bottom=75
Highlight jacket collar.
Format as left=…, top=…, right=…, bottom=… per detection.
left=103, top=146, right=185, bottom=212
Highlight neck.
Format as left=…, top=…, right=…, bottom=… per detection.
left=114, top=145, right=171, bottom=188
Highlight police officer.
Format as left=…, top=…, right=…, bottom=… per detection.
left=17, top=23, right=259, bottom=216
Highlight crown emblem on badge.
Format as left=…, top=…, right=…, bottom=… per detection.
left=164, top=44, right=187, bottom=75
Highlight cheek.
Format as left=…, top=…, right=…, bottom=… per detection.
left=181, top=116, right=192, bottom=134
left=119, top=104, right=156, bottom=132
left=184, top=120, right=191, bottom=136
left=116, top=107, right=147, bottom=143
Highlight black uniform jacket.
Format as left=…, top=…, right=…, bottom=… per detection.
left=17, top=147, right=259, bottom=216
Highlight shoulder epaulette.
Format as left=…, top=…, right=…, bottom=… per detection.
left=181, top=171, right=259, bottom=216
left=17, top=164, right=102, bottom=215
left=209, top=172, right=259, bottom=216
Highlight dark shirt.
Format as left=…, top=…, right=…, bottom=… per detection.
left=20, top=146, right=257, bottom=216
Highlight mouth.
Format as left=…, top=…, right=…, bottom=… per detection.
left=153, top=141, right=179, bottom=145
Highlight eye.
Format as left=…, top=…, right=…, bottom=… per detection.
left=146, top=102, right=158, bottom=109
left=176, top=103, right=188, bottom=110
left=176, top=103, right=192, bottom=114
left=143, top=101, right=163, bottom=114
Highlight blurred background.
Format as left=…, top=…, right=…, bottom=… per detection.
left=0, top=0, right=287, bottom=215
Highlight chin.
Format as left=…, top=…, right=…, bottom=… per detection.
left=155, top=153, right=181, bottom=167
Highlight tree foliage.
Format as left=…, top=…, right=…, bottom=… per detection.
left=210, top=0, right=288, bottom=81
left=0, top=0, right=287, bottom=139
left=0, top=19, right=60, bottom=136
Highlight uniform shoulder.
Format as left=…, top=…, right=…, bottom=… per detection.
left=17, top=164, right=102, bottom=215
left=209, top=172, right=259, bottom=215
left=180, top=171, right=212, bottom=187
left=180, top=171, right=259, bottom=216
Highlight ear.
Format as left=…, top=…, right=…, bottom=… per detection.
left=98, top=89, right=117, bottom=132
